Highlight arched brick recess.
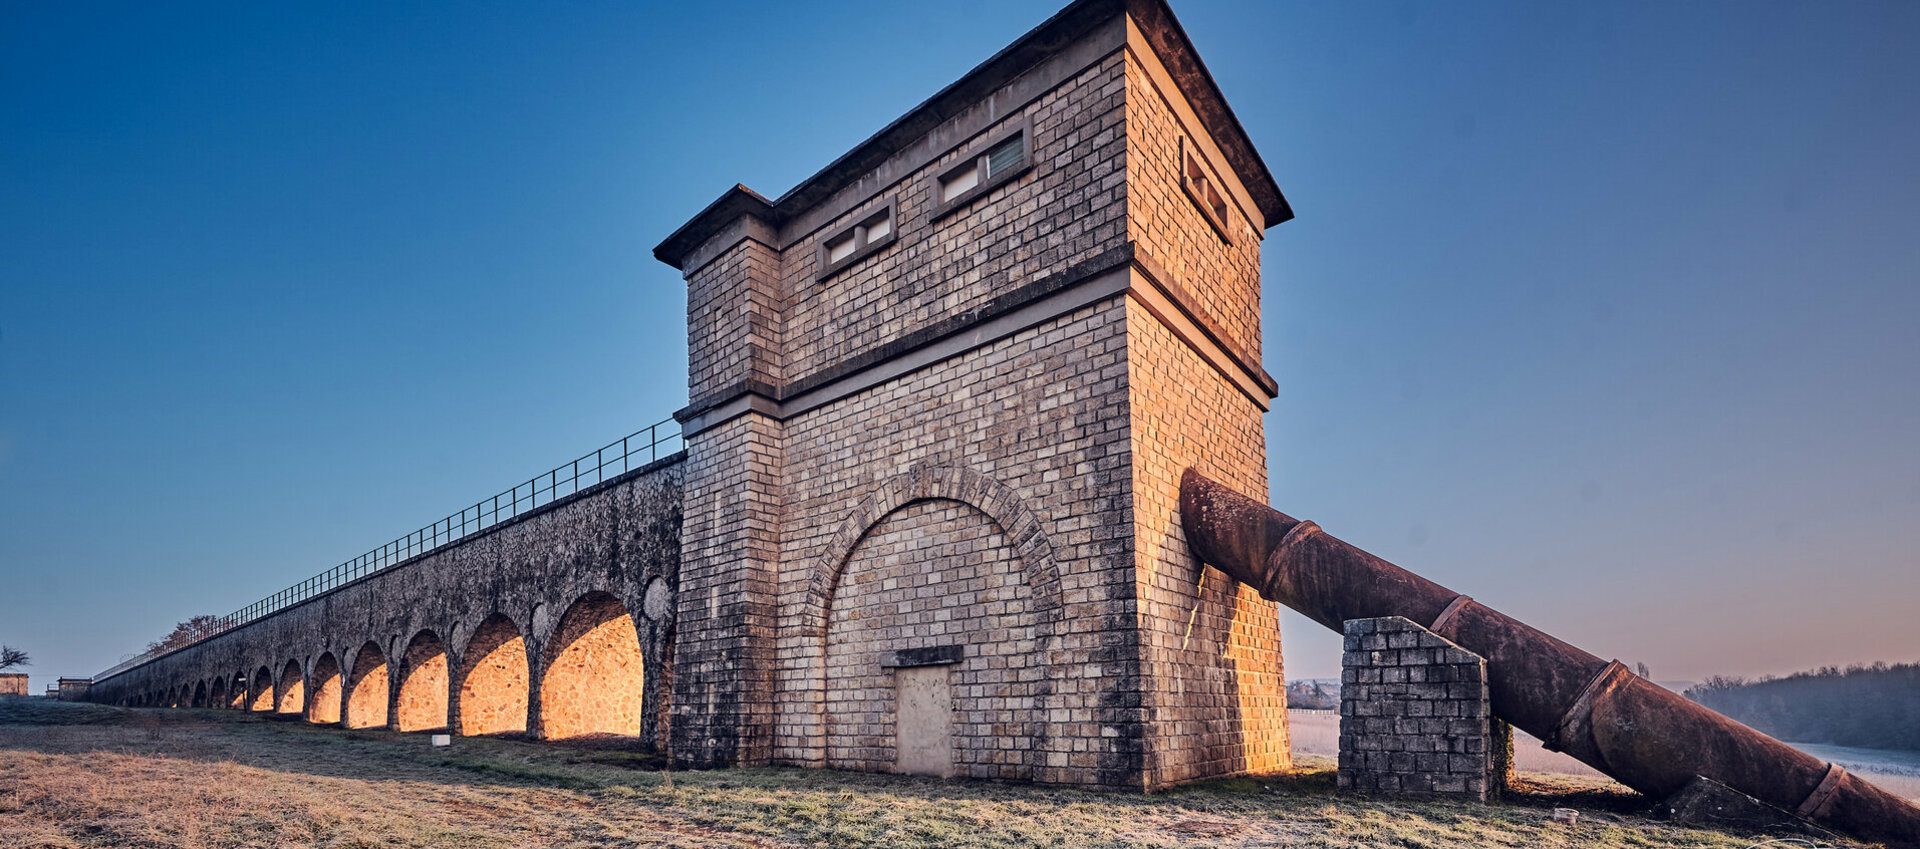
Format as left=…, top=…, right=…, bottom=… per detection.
left=345, top=641, right=389, bottom=729
left=191, top=680, right=207, bottom=707
left=308, top=652, right=343, bottom=724
left=395, top=630, right=450, bottom=732
left=228, top=673, right=247, bottom=709
left=209, top=677, right=227, bottom=710
left=803, top=465, right=1064, bottom=776
left=276, top=659, right=305, bottom=715
left=538, top=591, right=644, bottom=740
left=457, top=613, right=529, bottom=736
left=249, top=665, right=274, bottom=711
left=825, top=499, right=1045, bottom=778
left=805, top=465, right=1063, bottom=633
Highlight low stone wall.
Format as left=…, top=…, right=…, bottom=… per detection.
left=0, top=673, right=26, bottom=696
left=1338, top=616, right=1510, bottom=802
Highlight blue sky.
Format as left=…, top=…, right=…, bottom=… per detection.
left=2, top=1, right=1915, bottom=692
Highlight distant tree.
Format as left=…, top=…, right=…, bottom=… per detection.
left=0, top=645, right=27, bottom=670
left=146, top=615, right=225, bottom=655
left=1687, top=662, right=1920, bottom=751
left=1634, top=661, right=1653, bottom=680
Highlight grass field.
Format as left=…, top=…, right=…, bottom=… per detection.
left=0, top=697, right=1859, bottom=849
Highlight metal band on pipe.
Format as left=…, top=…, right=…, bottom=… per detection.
left=1272, top=520, right=1321, bottom=564
left=1799, top=763, right=1848, bottom=819
left=1546, top=660, right=1632, bottom=756
left=1429, top=594, right=1474, bottom=636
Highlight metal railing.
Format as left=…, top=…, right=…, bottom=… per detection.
left=94, top=419, right=682, bottom=682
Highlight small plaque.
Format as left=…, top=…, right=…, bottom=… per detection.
left=883, top=645, right=964, bottom=669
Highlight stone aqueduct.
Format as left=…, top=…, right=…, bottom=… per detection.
left=88, top=0, right=1299, bottom=790
left=100, top=461, right=684, bottom=748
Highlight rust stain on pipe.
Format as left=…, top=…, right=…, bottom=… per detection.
left=1179, top=468, right=1920, bottom=849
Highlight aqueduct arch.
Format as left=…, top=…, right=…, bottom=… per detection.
left=344, top=641, right=390, bottom=729
left=395, top=630, right=450, bottom=732
left=457, top=613, right=529, bottom=736
left=308, top=652, right=343, bottom=724
left=276, top=659, right=305, bottom=715
left=193, top=680, right=207, bottom=707
left=209, top=676, right=226, bottom=709
left=539, top=591, right=644, bottom=740
left=249, top=665, right=274, bottom=711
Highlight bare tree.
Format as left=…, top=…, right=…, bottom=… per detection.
left=0, top=645, right=27, bottom=670
left=146, top=615, right=225, bottom=655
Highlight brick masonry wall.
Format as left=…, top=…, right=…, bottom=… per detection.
left=772, top=301, right=1139, bottom=786
left=1338, top=616, right=1510, bottom=802
left=672, top=413, right=782, bottom=767
left=0, top=673, right=25, bottom=697
left=775, top=53, right=1127, bottom=387
left=687, top=237, right=783, bottom=400
left=1122, top=35, right=1265, bottom=365
left=1124, top=298, right=1288, bottom=786
left=1120, top=33, right=1289, bottom=785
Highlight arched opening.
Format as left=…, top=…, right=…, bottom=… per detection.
left=308, top=652, right=342, bottom=724
left=457, top=613, right=529, bottom=736
left=824, top=498, right=1039, bottom=779
left=250, top=665, right=275, bottom=711
left=209, top=676, right=227, bottom=709
left=228, top=673, right=248, bottom=709
left=539, top=592, right=644, bottom=740
left=276, top=659, right=305, bottom=715
left=344, top=641, right=389, bottom=729
left=395, top=630, right=449, bottom=732
left=166, top=686, right=180, bottom=708
left=192, top=680, right=208, bottom=707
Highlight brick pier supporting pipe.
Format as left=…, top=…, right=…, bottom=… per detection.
left=1179, top=468, right=1920, bottom=849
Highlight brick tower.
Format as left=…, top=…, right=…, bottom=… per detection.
left=653, top=0, right=1293, bottom=789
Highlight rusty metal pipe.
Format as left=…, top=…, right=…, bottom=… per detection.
left=1180, top=469, right=1920, bottom=849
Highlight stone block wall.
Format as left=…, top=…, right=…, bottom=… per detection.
left=1338, top=616, right=1510, bottom=801
left=0, top=673, right=25, bottom=696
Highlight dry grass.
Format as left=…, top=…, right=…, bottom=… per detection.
left=0, top=697, right=1862, bottom=849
